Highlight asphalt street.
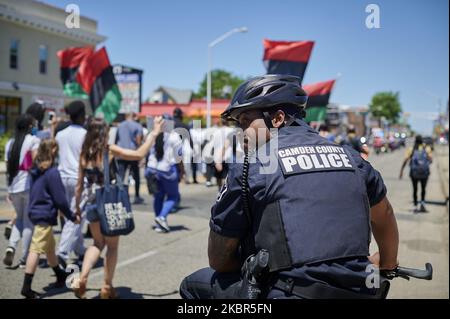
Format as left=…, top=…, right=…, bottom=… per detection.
left=0, top=145, right=448, bottom=299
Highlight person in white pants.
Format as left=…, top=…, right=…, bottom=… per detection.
left=3, top=114, right=40, bottom=268
left=55, top=101, right=87, bottom=267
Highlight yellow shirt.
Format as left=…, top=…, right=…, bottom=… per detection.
left=404, top=144, right=432, bottom=160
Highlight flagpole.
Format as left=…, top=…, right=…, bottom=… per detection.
left=206, top=27, right=248, bottom=129
left=321, top=75, right=340, bottom=127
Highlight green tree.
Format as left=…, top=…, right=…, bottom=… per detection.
left=369, top=91, right=402, bottom=126
left=193, top=69, right=246, bottom=99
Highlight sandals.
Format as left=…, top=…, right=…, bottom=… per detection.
left=71, top=276, right=119, bottom=299
left=71, top=277, right=87, bottom=299
left=100, top=286, right=119, bottom=299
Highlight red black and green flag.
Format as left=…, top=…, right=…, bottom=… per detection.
left=76, top=47, right=122, bottom=123
left=57, top=47, right=93, bottom=98
left=263, top=39, right=314, bottom=84
left=304, top=79, right=335, bottom=107
left=303, top=79, right=336, bottom=122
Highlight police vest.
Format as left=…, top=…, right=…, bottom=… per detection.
left=253, top=124, right=371, bottom=272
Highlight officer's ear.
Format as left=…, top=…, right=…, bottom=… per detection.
left=271, top=110, right=286, bottom=128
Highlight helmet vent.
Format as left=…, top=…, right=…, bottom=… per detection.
left=246, top=87, right=264, bottom=99
left=266, top=84, right=284, bottom=94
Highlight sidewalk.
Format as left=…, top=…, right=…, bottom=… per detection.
left=435, top=145, right=449, bottom=204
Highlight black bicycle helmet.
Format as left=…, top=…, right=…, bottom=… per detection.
left=221, top=74, right=308, bottom=121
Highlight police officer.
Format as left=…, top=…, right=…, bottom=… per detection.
left=180, top=75, right=399, bottom=299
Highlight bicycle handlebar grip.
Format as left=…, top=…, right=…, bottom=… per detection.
left=397, top=263, right=433, bottom=280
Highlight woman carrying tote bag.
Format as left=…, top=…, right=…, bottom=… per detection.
left=71, top=116, right=163, bottom=299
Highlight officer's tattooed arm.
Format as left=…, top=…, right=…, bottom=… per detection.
left=208, top=231, right=241, bottom=272
left=370, top=197, right=399, bottom=270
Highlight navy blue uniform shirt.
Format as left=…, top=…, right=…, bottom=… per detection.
left=210, top=122, right=387, bottom=293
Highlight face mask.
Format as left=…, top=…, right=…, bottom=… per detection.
left=31, top=127, right=38, bottom=136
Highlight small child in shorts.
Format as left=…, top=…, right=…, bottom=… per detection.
left=20, top=139, right=80, bottom=299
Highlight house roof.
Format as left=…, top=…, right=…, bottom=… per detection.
left=155, top=86, right=193, bottom=104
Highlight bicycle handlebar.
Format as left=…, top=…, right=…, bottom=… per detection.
left=382, top=263, right=433, bottom=281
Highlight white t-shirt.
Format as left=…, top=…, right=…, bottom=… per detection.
left=56, top=124, right=87, bottom=179
left=182, top=135, right=193, bottom=163
left=5, top=134, right=40, bottom=193
left=211, top=126, right=236, bottom=163
left=147, top=132, right=183, bottom=172
left=190, top=128, right=203, bottom=162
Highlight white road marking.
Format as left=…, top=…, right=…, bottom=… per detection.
left=90, top=249, right=158, bottom=279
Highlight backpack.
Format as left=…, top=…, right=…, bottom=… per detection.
left=410, top=149, right=430, bottom=179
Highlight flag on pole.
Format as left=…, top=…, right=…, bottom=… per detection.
left=263, top=39, right=314, bottom=84
left=303, top=79, right=336, bottom=122
left=76, top=47, right=122, bottom=123
left=304, top=79, right=336, bottom=107
left=57, top=47, right=93, bottom=98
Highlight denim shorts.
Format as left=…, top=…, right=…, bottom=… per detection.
left=86, top=204, right=100, bottom=223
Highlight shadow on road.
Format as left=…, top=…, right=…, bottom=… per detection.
left=170, top=205, right=191, bottom=214
left=40, top=285, right=102, bottom=299
left=89, top=286, right=179, bottom=299
left=168, top=225, right=191, bottom=232
left=115, top=286, right=179, bottom=299
left=425, top=200, right=448, bottom=206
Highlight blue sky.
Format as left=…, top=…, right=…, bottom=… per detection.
left=46, top=0, right=449, bottom=134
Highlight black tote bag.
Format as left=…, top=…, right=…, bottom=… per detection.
left=96, top=151, right=135, bottom=236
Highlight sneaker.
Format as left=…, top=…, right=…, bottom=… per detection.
left=52, top=278, right=67, bottom=289
left=154, top=227, right=164, bottom=233
left=154, top=216, right=170, bottom=232
left=205, top=181, right=212, bottom=187
left=38, top=259, right=49, bottom=269
left=3, top=247, right=15, bottom=267
left=21, top=288, right=41, bottom=299
left=57, top=255, right=67, bottom=270
left=133, top=197, right=144, bottom=205
left=4, top=224, right=12, bottom=240
left=419, top=202, right=427, bottom=212
left=18, top=259, right=26, bottom=269
left=52, top=266, right=69, bottom=288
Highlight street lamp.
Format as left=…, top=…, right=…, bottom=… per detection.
left=206, top=27, right=248, bottom=129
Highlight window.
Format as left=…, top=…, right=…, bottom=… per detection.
left=0, top=96, right=22, bottom=135
left=39, top=45, right=48, bottom=74
left=9, top=39, right=19, bottom=69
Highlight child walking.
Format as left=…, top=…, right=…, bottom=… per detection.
left=20, top=139, right=80, bottom=299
